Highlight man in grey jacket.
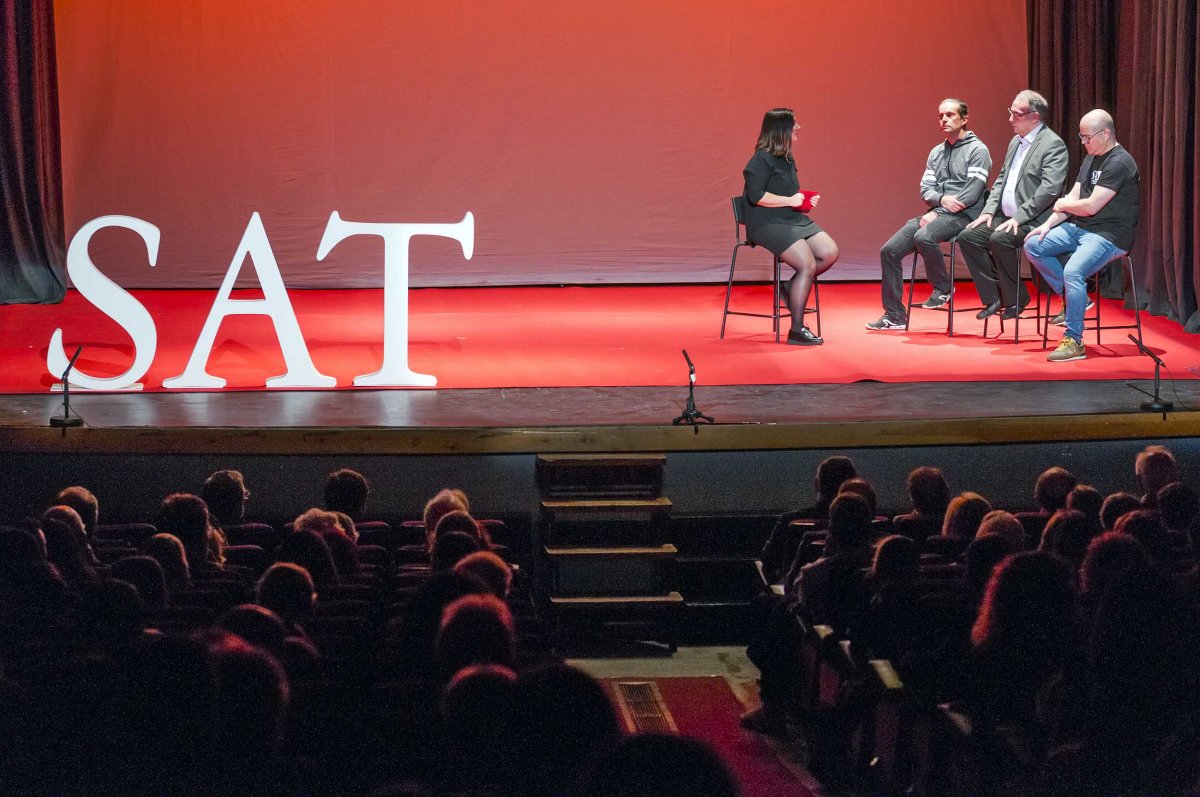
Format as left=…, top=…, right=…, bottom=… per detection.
left=959, top=90, right=1068, bottom=320
left=868, top=99, right=992, bottom=330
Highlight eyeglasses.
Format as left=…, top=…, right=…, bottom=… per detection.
left=1007, top=107, right=1033, bottom=118
left=1078, top=129, right=1108, bottom=143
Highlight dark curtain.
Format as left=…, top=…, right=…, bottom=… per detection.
left=0, top=0, right=65, bottom=305
left=1029, top=0, right=1199, bottom=331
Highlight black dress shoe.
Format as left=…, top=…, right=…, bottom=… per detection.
left=1000, top=303, right=1027, bottom=320
left=786, top=326, right=823, bottom=346
left=976, top=300, right=1002, bottom=320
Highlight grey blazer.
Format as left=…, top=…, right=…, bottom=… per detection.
left=981, top=125, right=1069, bottom=226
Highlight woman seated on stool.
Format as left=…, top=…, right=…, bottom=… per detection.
left=743, top=108, right=839, bottom=345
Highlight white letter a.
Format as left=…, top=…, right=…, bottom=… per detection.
left=163, top=213, right=335, bottom=389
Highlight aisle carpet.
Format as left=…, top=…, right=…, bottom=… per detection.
left=604, top=676, right=814, bottom=797
left=2, top=283, right=1196, bottom=392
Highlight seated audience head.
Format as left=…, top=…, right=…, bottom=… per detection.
left=1112, top=509, right=1172, bottom=564
left=942, top=492, right=992, bottom=539
left=293, top=507, right=344, bottom=537
left=54, top=486, right=98, bottom=535
left=440, top=664, right=518, bottom=782
left=255, top=562, right=316, bottom=625
left=814, top=455, right=857, bottom=504
left=838, top=477, right=877, bottom=517
left=144, top=533, right=191, bottom=590
left=432, top=530, right=482, bottom=572
left=424, top=488, right=470, bottom=550
left=158, top=493, right=220, bottom=568
left=385, top=570, right=491, bottom=677
left=827, top=492, right=873, bottom=554
left=324, top=467, right=370, bottom=519
left=206, top=633, right=290, bottom=766
left=1080, top=532, right=1150, bottom=603
left=110, top=555, right=169, bottom=609
left=978, top=510, right=1025, bottom=550
left=1100, top=491, right=1142, bottom=531
left=511, top=663, right=622, bottom=797
left=454, top=550, right=513, bottom=599
left=907, top=466, right=950, bottom=516
left=576, top=733, right=740, bottom=797
left=1039, top=509, right=1095, bottom=570
left=870, top=534, right=919, bottom=585
left=1135, top=444, right=1179, bottom=504
left=39, top=510, right=97, bottom=587
left=1156, top=482, right=1198, bottom=534
left=434, top=593, right=516, bottom=683
left=200, top=469, right=249, bottom=527
left=331, top=510, right=358, bottom=542
left=1066, top=484, right=1104, bottom=525
left=434, top=509, right=484, bottom=543
left=965, top=534, right=1017, bottom=601
left=972, top=551, right=1078, bottom=674
left=276, top=528, right=340, bottom=585
left=217, top=604, right=288, bottom=656
left=1035, top=466, right=1078, bottom=513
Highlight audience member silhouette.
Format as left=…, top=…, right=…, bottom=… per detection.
left=1038, top=509, right=1096, bottom=570
left=433, top=593, right=516, bottom=685
left=1135, top=444, right=1179, bottom=507
left=453, top=550, right=513, bottom=599
left=143, top=532, right=192, bottom=591
left=324, top=467, right=371, bottom=520
left=1015, top=466, right=1077, bottom=543
left=891, top=466, right=951, bottom=543
left=431, top=530, right=482, bottom=572
left=761, top=455, right=858, bottom=582
left=1099, top=491, right=1141, bottom=532
left=976, top=510, right=1025, bottom=550
left=200, top=469, right=250, bottom=528
left=110, top=555, right=169, bottom=610
left=509, top=663, right=622, bottom=797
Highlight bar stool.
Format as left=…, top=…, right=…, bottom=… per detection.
left=904, top=238, right=983, bottom=337
left=721, top=196, right=820, bottom=342
left=1040, top=254, right=1144, bottom=349
left=992, top=249, right=1048, bottom=342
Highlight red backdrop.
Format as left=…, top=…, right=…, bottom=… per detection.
left=54, top=0, right=1026, bottom=288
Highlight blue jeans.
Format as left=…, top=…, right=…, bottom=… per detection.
left=1023, top=223, right=1124, bottom=344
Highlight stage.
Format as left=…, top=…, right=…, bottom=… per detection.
left=3, top=282, right=1198, bottom=523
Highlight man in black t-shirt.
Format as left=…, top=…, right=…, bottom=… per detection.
left=1024, top=109, right=1139, bottom=362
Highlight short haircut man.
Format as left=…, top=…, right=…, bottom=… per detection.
left=959, top=90, right=1068, bottom=319
left=324, top=468, right=369, bottom=519
left=867, top=99, right=992, bottom=330
left=1024, top=109, right=1139, bottom=362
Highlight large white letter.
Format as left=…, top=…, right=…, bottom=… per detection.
left=48, top=215, right=160, bottom=391
left=316, top=210, right=474, bottom=387
left=163, top=213, right=336, bottom=389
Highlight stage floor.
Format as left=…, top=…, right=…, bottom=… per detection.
left=3, top=283, right=1198, bottom=392
left=5, top=379, right=1199, bottom=455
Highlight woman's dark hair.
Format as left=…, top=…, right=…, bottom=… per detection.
left=755, top=108, right=796, bottom=158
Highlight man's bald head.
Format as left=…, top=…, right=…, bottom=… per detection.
left=1082, top=109, right=1115, bottom=135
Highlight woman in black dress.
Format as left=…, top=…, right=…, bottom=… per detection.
left=743, top=108, right=839, bottom=345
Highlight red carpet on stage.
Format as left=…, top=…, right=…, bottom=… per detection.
left=2, top=284, right=1196, bottom=392
left=604, top=676, right=814, bottom=797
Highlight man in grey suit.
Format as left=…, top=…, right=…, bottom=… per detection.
left=959, top=90, right=1068, bottom=319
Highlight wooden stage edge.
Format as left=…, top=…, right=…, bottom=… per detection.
left=3, top=379, right=1199, bottom=456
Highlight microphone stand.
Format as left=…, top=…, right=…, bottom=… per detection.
left=50, top=346, right=85, bottom=428
left=1126, top=334, right=1173, bottom=413
left=672, top=349, right=714, bottom=431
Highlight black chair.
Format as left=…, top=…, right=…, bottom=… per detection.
left=904, top=239, right=985, bottom=337
left=721, top=196, right=820, bottom=342
left=1040, top=254, right=1144, bottom=349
